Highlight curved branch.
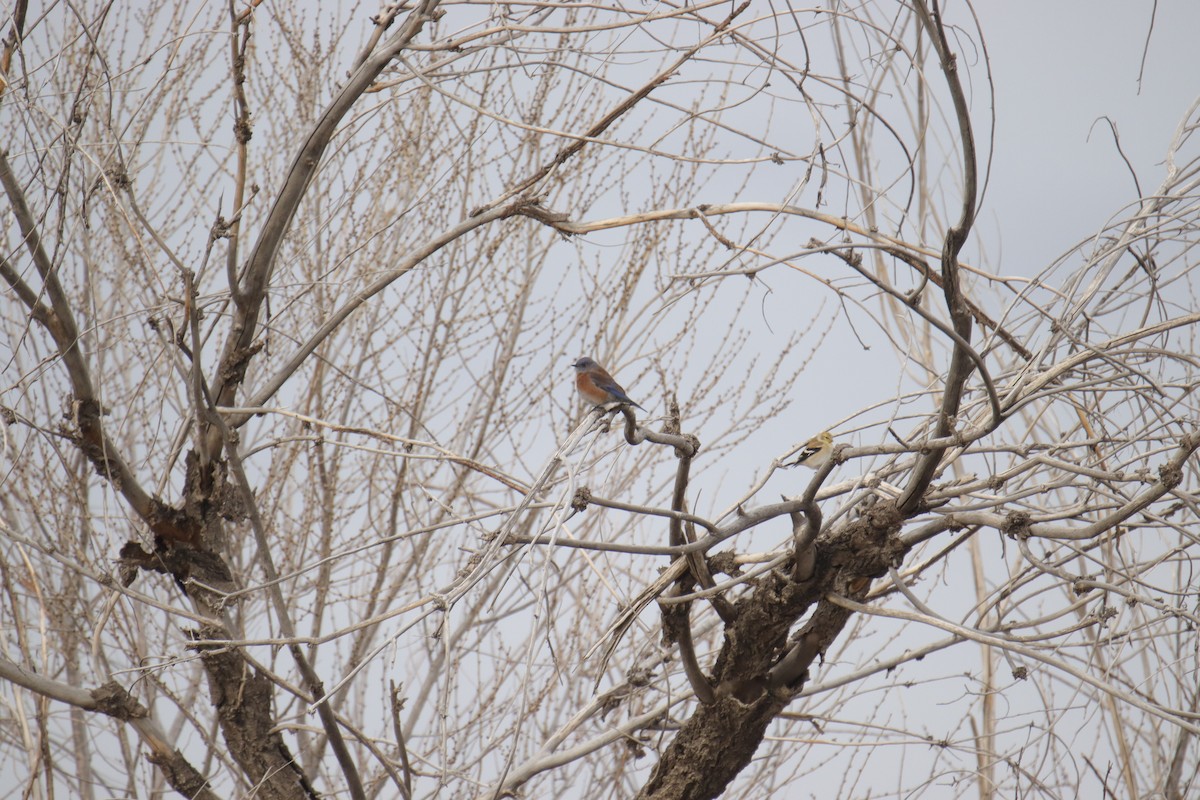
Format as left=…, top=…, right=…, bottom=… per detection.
left=789, top=452, right=838, bottom=582
left=204, top=393, right=367, bottom=800
left=474, top=0, right=753, bottom=216
left=826, top=593, right=1200, bottom=735
left=921, top=428, right=1200, bottom=542
left=820, top=241, right=1002, bottom=430
left=237, top=197, right=526, bottom=422
left=0, top=151, right=194, bottom=542
left=0, top=657, right=220, bottom=800
left=211, top=0, right=444, bottom=413
left=897, top=0, right=984, bottom=514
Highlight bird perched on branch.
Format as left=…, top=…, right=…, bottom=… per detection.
left=786, top=431, right=834, bottom=469
left=572, top=356, right=646, bottom=412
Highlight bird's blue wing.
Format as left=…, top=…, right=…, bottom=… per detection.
left=595, top=376, right=645, bottom=411
left=595, top=377, right=630, bottom=403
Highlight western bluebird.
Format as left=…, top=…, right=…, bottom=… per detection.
left=571, top=357, right=646, bottom=412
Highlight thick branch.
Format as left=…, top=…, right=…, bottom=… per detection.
left=0, top=657, right=220, bottom=800
left=662, top=415, right=715, bottom=704
left=638, top=499, right=908, bottom=799
left=210, top=0, right=443, bottom=416
left=204, top=395, right=366, bottom=800
left=237, top=197, right=530, bottom=423
left=897, top=1, right=982, bottom=514
left=0, top=150, right=195, bottom=542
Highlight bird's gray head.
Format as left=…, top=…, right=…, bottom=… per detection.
left=571, top=357, right=597, bottom=372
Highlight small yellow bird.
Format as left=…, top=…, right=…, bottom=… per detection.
left=786, top=431, right=834, bottom=469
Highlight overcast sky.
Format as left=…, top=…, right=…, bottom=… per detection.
left=973, top=2, right=1199, bottom=275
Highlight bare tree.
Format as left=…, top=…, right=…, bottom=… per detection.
left=3, top=1, right=1199, bottom=798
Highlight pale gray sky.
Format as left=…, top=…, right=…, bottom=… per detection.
left=975, top=2, right=1199, bottom=274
